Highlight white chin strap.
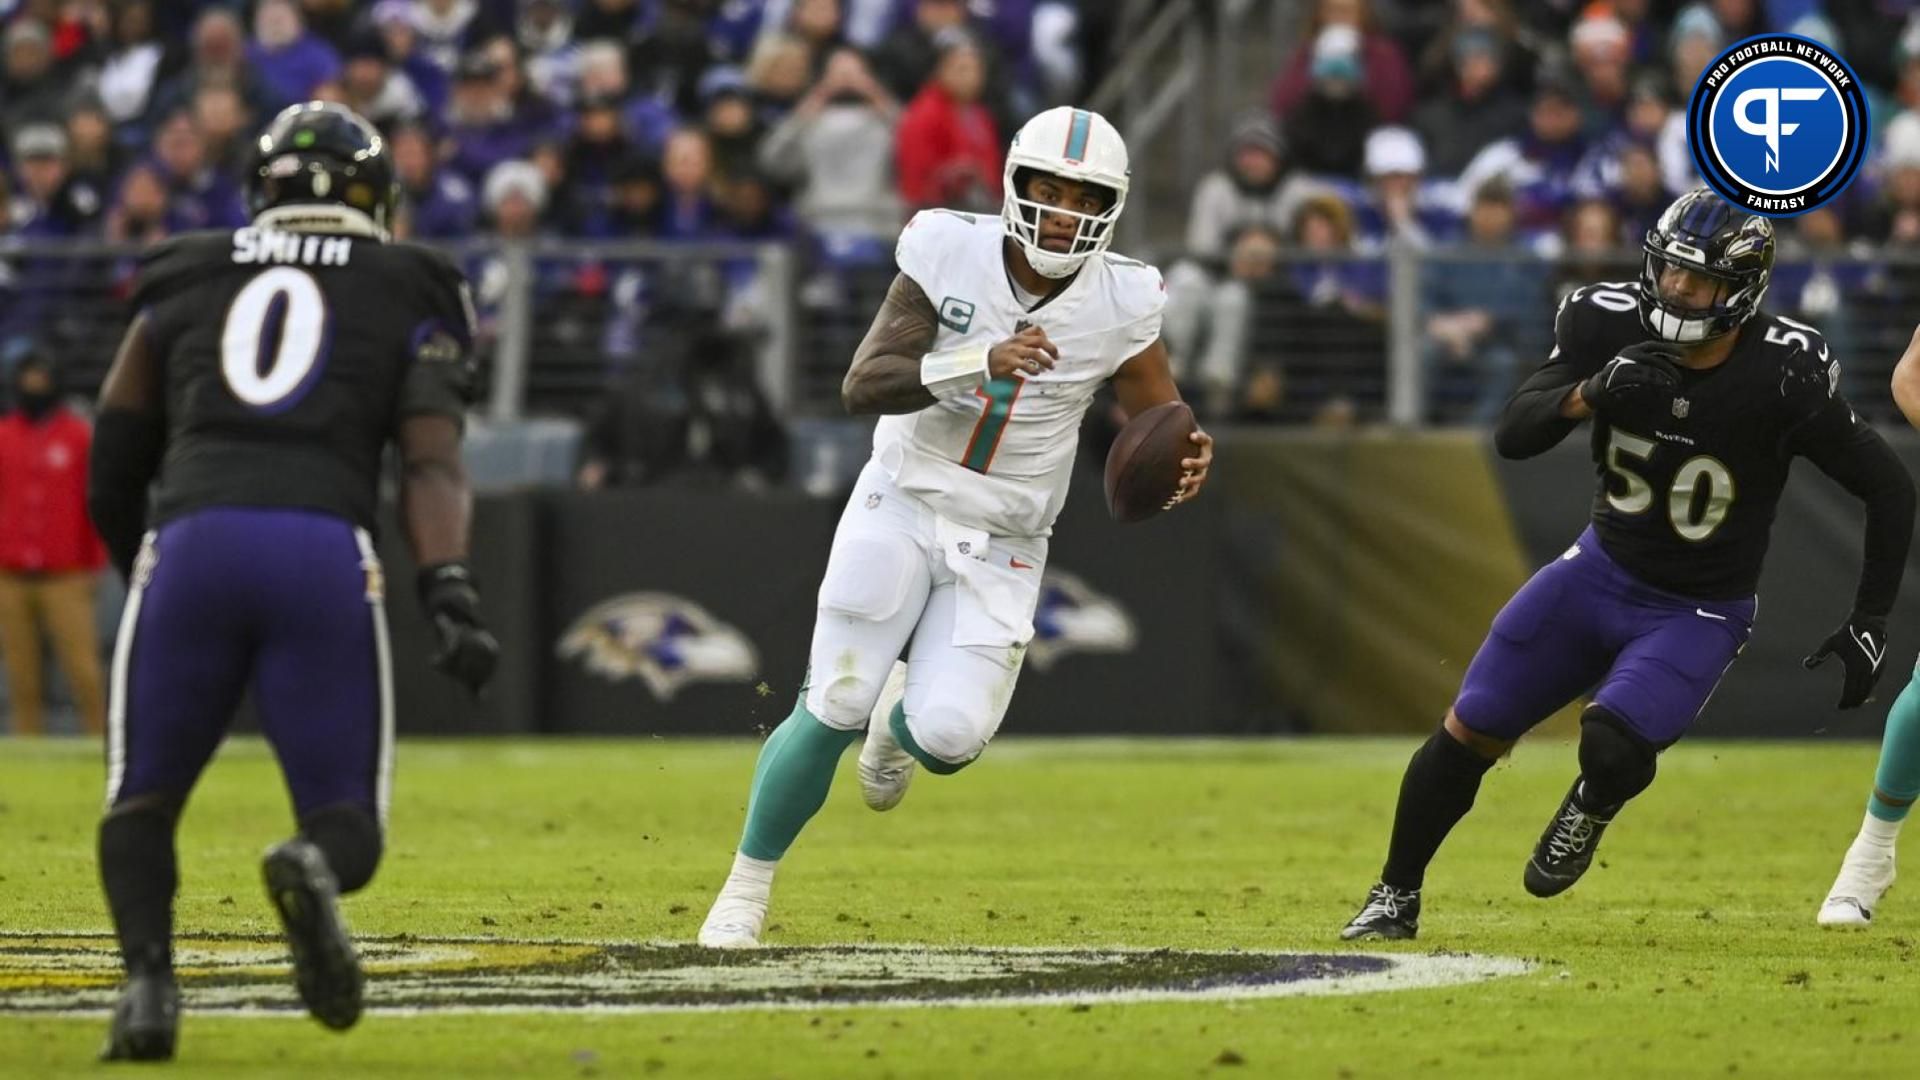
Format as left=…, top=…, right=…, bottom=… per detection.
left=1645, top=306, right=1716, bottom=343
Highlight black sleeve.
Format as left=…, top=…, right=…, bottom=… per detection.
left=1493, top=294, right=1603, bottom=460
left=1792, top=398, right=1917, bottom=617
left=397, top=248, right=480, bottom=425
left=88, top=410, right=166, bottom=579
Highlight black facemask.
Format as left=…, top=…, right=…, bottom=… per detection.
left=16, top=388, right=57, bottom=420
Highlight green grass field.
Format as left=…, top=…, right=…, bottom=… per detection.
left=2, top=734, right=1917, bottom=1078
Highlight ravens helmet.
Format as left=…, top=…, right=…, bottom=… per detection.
left=1639, top=188, right=1775, bottom=343
left=247, top=102, right=398, bottom=234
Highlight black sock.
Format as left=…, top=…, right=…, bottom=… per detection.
left=299, top=804, right=384, bottom=894
left=1380, top=728, right=1499, bottom=891
left=98, top=802, right=180, bottom=976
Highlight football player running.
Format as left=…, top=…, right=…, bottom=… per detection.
left=1340, top=189, right=1915, bottom=941
left=1818, top=323, right=1920, bottom=927
left=90, top=103, right=499, bottom=1059
left=698, top=107, right=1213, bottom=948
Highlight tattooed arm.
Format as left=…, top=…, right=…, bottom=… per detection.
left=841, top=273, right=1061, bottom=415
left=842, top=274, right=943, bottom=415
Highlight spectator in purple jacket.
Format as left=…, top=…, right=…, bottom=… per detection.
left=340, top=30, right=426, bottom=127
left=575, top=40, right=677, bottom=157
left=149, top=110, right=247, bottom=233
left=483, top=33, right=562, bottom=143
left=443, top=50, right=537, bottom=184
left=247, top=0, right=342, bottom=105
left=374, top=1, right=451, bottom=115
left=393, top=123, right=478, bottom=239
left=150, top=8, right=280, bottom=123
left=659, top=128, right=721, bottom=242
left=558, top=93, right=635, bottom=237
left=1455, top=71, right=1589, bottom=241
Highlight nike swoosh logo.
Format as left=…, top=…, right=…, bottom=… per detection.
left=1695, top=609, right=1728, bottom=621
left=1854, top=629, right=1886, bottom=669
left=1009, top=558, right=1034, bottom=570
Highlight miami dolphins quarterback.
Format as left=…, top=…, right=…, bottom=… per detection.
left=698, top=106, right=1214, bottom=947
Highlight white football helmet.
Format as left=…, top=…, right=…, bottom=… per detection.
left=1001, top=106, right=1130, bottom=279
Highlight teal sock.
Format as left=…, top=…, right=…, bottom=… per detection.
left=888, top=701, right=971, bottom=776
left=1868, top=671, right=1920, bottom=823
left=738, top=700, right=859, bottom=861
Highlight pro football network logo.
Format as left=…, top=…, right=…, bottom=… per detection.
left=557, top=593, right=759, bottom=701
left=1688, top=33, right=1868, bottom=217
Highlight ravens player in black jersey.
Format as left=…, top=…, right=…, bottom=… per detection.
left=1341, top=188, right=1916, bottom=940
left=88, top=102, right=500, bottom=1060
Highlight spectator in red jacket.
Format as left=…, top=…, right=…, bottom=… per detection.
left=895, top=28, right=1001, bottom=213
left=0, top=351, right=107, bottom=737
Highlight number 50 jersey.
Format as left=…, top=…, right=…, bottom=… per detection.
left=872, top=209, right=1165, bottom=539
left=131, top=227, right=477, bottom=533
left=1547, top=281, right=1869, bottom=600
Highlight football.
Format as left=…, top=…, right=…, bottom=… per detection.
left=1103, top=400, right=1197, bottom=523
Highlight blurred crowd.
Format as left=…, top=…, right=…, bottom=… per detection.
left=1168, top=0, right=1920, bottom=425
left=12, top=0, right=1920, bottom=438
left=0, top=0, right=1125, bottom=486
left=0, top=0, right=1114, bottom=248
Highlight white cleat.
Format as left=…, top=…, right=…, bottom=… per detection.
left=1818, top=841, right=1896, bottom=928
left=698, top=891, right=768, bottom=949
left=858, top=661, right=915, bottom=811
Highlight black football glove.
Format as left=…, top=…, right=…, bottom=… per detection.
left=417, top=561, right=500, bottom=697
left=1578, top=342, right=1683, bottom=414
left=1804, top=611, right=1890, bottom=710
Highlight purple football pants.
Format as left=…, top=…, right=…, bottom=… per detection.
left=104, top=507, right=393, bottom=822
left=1453, top=527, right=1755, bottom=747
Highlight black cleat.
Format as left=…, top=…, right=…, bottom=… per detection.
left=1340, top=883, right=1421, bottom=940
left=100, top=973, right=179, bottom=1062
left=1524, top=780, right=1620, bottom=898
left=263, top=838, right=363, bottom=1031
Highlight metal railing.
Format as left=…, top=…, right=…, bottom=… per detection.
left=8, top=238, right=1920, bottom=427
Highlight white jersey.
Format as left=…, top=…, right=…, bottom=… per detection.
left=872, top=209, right=1165, bottom=538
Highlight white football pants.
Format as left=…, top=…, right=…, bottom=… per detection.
left=803, top=461, right=1046, bottom=767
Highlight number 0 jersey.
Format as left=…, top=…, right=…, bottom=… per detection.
left=874, top=209, right=1165, bottom=538
left=131, top=227, right=476, bottom=533
left=1528, top=281, right=1875, bottom=600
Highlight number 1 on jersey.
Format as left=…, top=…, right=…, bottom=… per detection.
left=960, top=377, right=1023, bottom=473
left=221, top=266, right=332, bottom=412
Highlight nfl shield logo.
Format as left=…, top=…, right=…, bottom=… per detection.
left=1671, top=397, right=1690, bottom=418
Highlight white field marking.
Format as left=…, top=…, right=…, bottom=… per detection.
left=0, top=933, right=1532, bottom=1018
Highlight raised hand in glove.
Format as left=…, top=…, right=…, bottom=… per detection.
left=1579, top=342, right=1683, bottom=414
left=1804, top=612, right=1890, bottom=710
left=418, top=562, right=500, bottom=696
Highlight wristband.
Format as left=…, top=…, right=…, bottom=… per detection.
left=920, top=344, right=991, bottom=399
